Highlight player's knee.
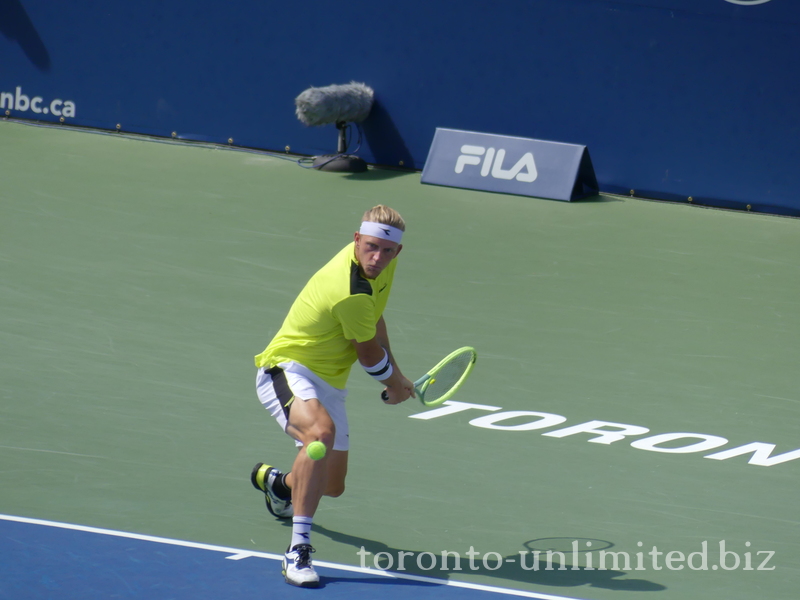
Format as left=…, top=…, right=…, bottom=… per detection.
left=295, top=421, right=335, bottom=449
left=312, top=429, right=335, bottom=450
left=325, top=482, right=345, bottom=498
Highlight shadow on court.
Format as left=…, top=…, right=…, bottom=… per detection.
left=309, top=523, right=667, bottom=593
left=342, top=166, right=417, bottom=181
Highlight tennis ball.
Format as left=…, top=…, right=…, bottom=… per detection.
left=306, top=441, right=327, bottom=461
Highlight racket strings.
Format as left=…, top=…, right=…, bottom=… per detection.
left=424, top=350, right=475, bottom=402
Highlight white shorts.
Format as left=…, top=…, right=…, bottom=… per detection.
left=255, top=362, right=350, bottom=451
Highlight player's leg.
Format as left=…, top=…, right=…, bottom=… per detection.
left=285, top=448, right=348, bottom=498
left=284, top=395, right=336, bottom=516
left=323, top=449, right=348, bottom=497
left=252, top=364, right=348, bottom=588
left=280, top=395, right=336, bottom=587
left=252, top=367, right=297, bottom=518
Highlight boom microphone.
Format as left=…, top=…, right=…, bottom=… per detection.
left=295, top=82, right=374, bottom=127
left=294, top=82, right=374, bottom=172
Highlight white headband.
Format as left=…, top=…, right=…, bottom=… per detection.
left=359, top=221, right=403, bottom=244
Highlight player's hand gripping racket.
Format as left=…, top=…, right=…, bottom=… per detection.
left=382, top=346, right=477, bottom=407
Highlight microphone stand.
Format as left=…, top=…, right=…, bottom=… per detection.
left=312, top=121, right=368, bottom=173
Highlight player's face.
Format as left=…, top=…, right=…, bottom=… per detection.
left=354, top=233, right=402, bottom=279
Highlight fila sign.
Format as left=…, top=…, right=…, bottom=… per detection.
left=422, top=128, right=598, bottom=202
left=455, top=146, right=538, bottom=183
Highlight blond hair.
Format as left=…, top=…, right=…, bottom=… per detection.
left=361, top=205, right=406, bottom=232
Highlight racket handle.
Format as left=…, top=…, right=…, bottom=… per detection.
left=381, top=390, right=389, bottom=402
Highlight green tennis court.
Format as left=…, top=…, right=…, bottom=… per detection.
left=1, top=120, right=798, bottom=599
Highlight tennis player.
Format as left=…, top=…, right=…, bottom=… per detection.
left=251, top=205, right=415, bottom=587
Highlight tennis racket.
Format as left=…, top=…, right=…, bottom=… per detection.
left=381, top=346, right=477, bottom=407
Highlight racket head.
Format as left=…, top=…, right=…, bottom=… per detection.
left=416, top=346, right=477, bottom=407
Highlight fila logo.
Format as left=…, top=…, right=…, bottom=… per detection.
left=455, top=145, right=538, bottom=183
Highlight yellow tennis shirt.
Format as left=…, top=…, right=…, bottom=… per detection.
left=254, top=242, right=397, bottom=389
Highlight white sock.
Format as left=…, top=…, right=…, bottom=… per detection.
left=291, top=516, right=313, bottom=550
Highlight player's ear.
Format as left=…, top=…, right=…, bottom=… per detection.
left=394, top=243, right=403, bottom=257
left=354, top=232, right=360, bottom=243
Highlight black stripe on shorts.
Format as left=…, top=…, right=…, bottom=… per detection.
left=266, top=366, right=294, bottom=418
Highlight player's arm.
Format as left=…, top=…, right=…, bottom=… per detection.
left=352, top=320, right=414, bottom=404
left=374, top=315, right=398, bottom=375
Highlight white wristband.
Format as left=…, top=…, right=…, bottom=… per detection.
left=363, top=349, right=394, bottom=381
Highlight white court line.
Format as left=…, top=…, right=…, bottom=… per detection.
left=0, top=445, right=105, bottom=458
left=0, top=514, right=587, bottom=600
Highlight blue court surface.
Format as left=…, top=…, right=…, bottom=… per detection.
left=0, top=516, right=584, bottom=600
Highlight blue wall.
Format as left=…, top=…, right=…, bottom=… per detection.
left=2, top=0, right=798, bottom=215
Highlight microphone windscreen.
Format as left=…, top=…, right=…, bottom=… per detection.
left=295, top=82, right=374, bottom=126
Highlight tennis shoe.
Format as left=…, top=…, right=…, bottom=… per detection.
left=250, top=463, right=293, bottom=519
left=283, top=544, right=319, bottom=588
